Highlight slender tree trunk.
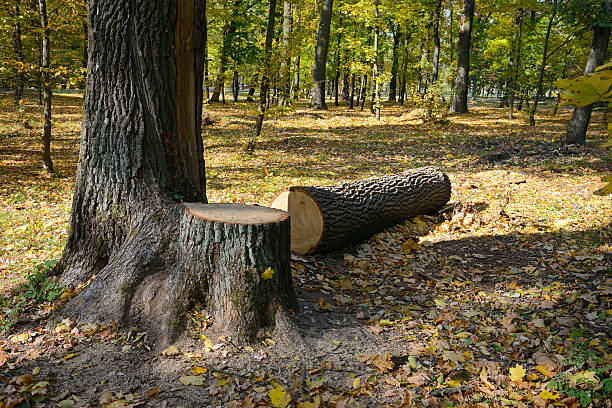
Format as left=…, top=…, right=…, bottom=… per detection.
left=431, top=0, right=442, bottom=83
left=37, top=36, right=42, bottom=105
left=81, top=21, right=88, bottom=90
left=292, top=55, right=300, bottom=99
left=12, top=0, right=24, bottom=105
left=360, top=74, right=368, bottom=111
left=203, top=1, right=209, bottom=101
left=251, top=0, right=277, bottom=150
left=508, top=9, right=523, bottom=120
left=389, top=24, right=400, bottom=102
left=279, top=1, right=292, bottom=106
left=451, top=0, right=475, bottom=113
left=529, top=2, right=557, bottom=126
left=247, top=74, right=258, bottom=102
left=565, top=4, right=612, bottom=144
left=399, top=34, right=409, bottom=106
left=373, top=1, right=381, bottom=120
left=39, top=0, right=53, bottom=173
left=349, top=72, right=355, bottom=109
left=311, top=0, right=334, bottom=109
left=449, top=1, right=454, bottom=65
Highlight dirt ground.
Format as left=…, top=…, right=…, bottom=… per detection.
left=0, top=94, right=611, bottom=407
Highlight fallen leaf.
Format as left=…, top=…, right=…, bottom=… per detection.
left=442, top=350, right=464, bottom=366
left=268, top=384, right=291, bottom=408
left=508, top=364, right=526, bottom=382
left=191, top=365, right=208, bottom=374
left=147, top=387, right=160, bottom=398
left=179, top=375, right=205, bottom=386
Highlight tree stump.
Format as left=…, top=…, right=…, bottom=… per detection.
left=58, top=202, right=295, bottom=346
left=181, top=203, right=295, bottom=339
left=270, top=166, right=451, bottom=254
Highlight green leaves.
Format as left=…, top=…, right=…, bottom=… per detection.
left=556, top=70, right=612, bottom=107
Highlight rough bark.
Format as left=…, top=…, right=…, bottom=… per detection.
left=270, top=167, right=451, bottom=255
left=566, top=15, right=611, bottom=143
left=311, top=0, right=334, bottom=109
left=451, top=0, right=475, bottom=113
left=39, top=0, right=53, bottom=173
left=12, top=0, right=24, bottom=105
left=56, top=0, right=294, bottom=347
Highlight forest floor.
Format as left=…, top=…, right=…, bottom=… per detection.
left=0, top=93, right=611, bottom=407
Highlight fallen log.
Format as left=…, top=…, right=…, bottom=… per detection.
left=270, top=166, right=451, bottom=255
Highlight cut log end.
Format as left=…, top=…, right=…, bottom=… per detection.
left=184, top=202, right=288, bottom=225
left=270, top=190, right=324, bottom=255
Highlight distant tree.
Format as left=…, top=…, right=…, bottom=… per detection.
left=451, top=0, right=475, bottom=113
left=311, top=0, right=334, bottom=109
left=38, top=0, right=53, bottom=173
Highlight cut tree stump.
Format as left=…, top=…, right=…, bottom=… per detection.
left=58, top=202, right=296, bottom=346
left=181, top=203, right=295, bottom=339
left=270, top=166, right=451, bottom=254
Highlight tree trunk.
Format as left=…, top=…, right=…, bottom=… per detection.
left=349, top=73, right=355, bottom=109
left=279, top=1, right=292, bottom=106
left=251, top=0, right=277, bottom=151
left=39, top=0, right=53, bottom=173
left=529, top=2, right=557, bottom=126
left=565, top=8, right=611, bottom=144
left=373, top=0, right=381, bottom=120
left=450, top=0, right=475, bottom=113
left=247, top=74, right=258, bottom=102
left=431, top=0, right=442, bottom=83
left=389, top=24, right=400, bottom=102
left=360, top=74, right=368, bottom=111
left=55, top=0, right=295, bottom=347
left=342, top=73, right=350, bottom=101
left=270, top=167, right=451, bottom=255
left=12, top=0, right=24, bottom=105
left=231, top=70, right=239, bottom=102
left=81, top=21, right=88, bottom=90
left=311, top=0, right=334, bottom=109
left=508, top=9, right=523, bottom=120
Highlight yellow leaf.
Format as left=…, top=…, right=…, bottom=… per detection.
left=261, top=267, right=275, bottom=280
left=63, top=353, right=78, bottom=361
left=508, top=364, right=526, bottom=382
left=568, top=370, right=598, bottom=385
left=179, top=375, right=205, bottom=386
left=352, top=377, right=361, bottom=389
left=540, top=389, right=560, bottom=400
left=191, top=365, right=208, bottom=374
left=268, top=384, right=291, bottom=408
